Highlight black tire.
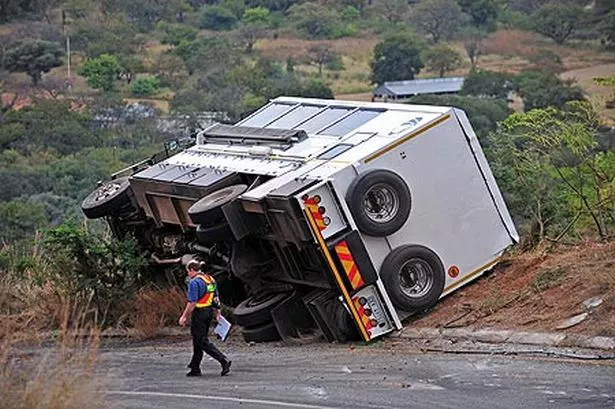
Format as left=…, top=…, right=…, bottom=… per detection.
left=81, top=177, right=133, bottom=219
left=195, top=222, right=234, bottom=244
left=188, top=184, right=248, bottom=225
left=380, top=245, right=445, bottom=311
left=345, top=169, right=411, bottom=237
left=242, top=321, right=281, bottom=343
left=233, top=292, right=290, bottom=328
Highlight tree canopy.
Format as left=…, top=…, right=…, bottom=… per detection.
left=370, top=33, right=424, bottom=85
left=4, top=39, right=64, bottom=85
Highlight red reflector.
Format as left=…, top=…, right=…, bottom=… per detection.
left=448, top=265, right=460, bottom=278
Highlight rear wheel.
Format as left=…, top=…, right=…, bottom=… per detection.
left=345, top=170, right=411, bottom=237
left=233, top=292, right=290, bottom=328
left=380, top=245, right=445, bottom=311
left=81, top=177, right=133, bottom=219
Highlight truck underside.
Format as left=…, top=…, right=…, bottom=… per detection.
left=83, top=153, right=362, bottom=343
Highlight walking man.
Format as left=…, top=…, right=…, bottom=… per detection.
left=179, top=259, right=232, bottom=377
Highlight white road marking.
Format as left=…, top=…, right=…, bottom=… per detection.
left=107, top=391, right=340, bottom=409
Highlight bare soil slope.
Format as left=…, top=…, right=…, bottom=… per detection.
left=409, top=242, right=615, bottom=338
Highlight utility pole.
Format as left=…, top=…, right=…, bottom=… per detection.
left=62, top=9, right=72, bottom=93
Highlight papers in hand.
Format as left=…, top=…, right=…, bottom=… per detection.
left=214, top=315, right=232, bottom=341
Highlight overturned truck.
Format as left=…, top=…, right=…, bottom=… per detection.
left=81, top=97, right=518, bottom=343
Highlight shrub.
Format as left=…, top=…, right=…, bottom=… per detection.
left=41, top=223, right=149, bottom=326
left=130, top=76, right=161, bottom=97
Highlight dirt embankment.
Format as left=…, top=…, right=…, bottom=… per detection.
left=409, top=242, right=615, bottom=338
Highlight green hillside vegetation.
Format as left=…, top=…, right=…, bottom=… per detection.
left=0, top=0, right=614, bottom=336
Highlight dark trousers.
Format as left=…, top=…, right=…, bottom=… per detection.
left=189, top=307, right=227, bottom=370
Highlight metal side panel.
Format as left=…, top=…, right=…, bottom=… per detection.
left=453, top=109, right=519, bottom=243
left=359, top=115, right=514, bottom=295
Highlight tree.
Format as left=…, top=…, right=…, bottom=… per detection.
left=199, top=4, right=238, bottom=30
left=236, top=7, right=270, bottom=52
left=457, top=0, right=499, bottom=31
left=78, top=54, right=123, bottom=91
left=488, top=102, right=612, bottom=245
left=174, top=36, right=240, bottom=75
left=306, top=43, right=338, bottom=76
left=370, top=33, right=424, bottom=85
left=532, top=3, right=586, bottom=45
left=460, top=70, right=515, bottom=99
left=516, top=71, right=585, bottom=111
left=237, top=24, right=267, bottom=53
left=370, top=0, right=408, bottom=24
left=411, top=0, right=465, bottom=43
left=4, top=39, right=64, bottom=85
left=288, top=2, right=341, bottom=39
left=423, top=44, right=461, bottom=77
left=461, top=27, right=486, bottom=71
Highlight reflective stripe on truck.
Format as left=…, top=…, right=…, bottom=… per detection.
left=304, top=209, right=370, bottom=341
left=304, top=209, right=394, bottom=341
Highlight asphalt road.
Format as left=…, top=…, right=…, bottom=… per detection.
left=102, top=338, right=615, bottom=409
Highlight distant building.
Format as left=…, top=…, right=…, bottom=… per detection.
left=373, top=77, right=465, bottom=102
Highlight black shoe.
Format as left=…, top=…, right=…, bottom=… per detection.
left=220, top=360, right=232, bottom=376
left=186, top=370, right=202, bottom=377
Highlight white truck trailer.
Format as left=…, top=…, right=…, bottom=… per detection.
left=81, top=97, right=518, bottom=343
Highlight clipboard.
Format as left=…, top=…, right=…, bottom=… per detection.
left=214, top=315, right=232, bottom=341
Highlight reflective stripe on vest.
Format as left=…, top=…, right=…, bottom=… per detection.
left=195, top=274, right=217, bottom=308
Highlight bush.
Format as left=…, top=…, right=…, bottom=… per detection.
left=130, top=76, right=161, bottom=96
left=42, top=223, right=149, bottom=326
left=199, top=5, right=238, bottom=30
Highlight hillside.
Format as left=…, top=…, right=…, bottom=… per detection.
left=410, top=242, right=615, bottom=338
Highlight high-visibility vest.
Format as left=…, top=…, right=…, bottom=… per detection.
left=194, top=274, right=218, bottom=308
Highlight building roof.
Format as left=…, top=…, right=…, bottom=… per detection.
left=374, top=77, right=465, bottom=97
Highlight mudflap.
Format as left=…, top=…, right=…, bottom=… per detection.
left=304, top=289, right=359, bottom=343
left=271, top=292, right=322, bottom=344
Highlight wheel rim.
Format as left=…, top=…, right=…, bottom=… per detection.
left=93, top=181, right=123, bottom=202
left=363, top=183, right=399, bottom=224
left=399, top=258, right=434, bottom=298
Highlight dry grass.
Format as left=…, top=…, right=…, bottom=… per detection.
left=127, top=287, right=186, bottom=339
left=1, top=298, right=108, bottom=409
